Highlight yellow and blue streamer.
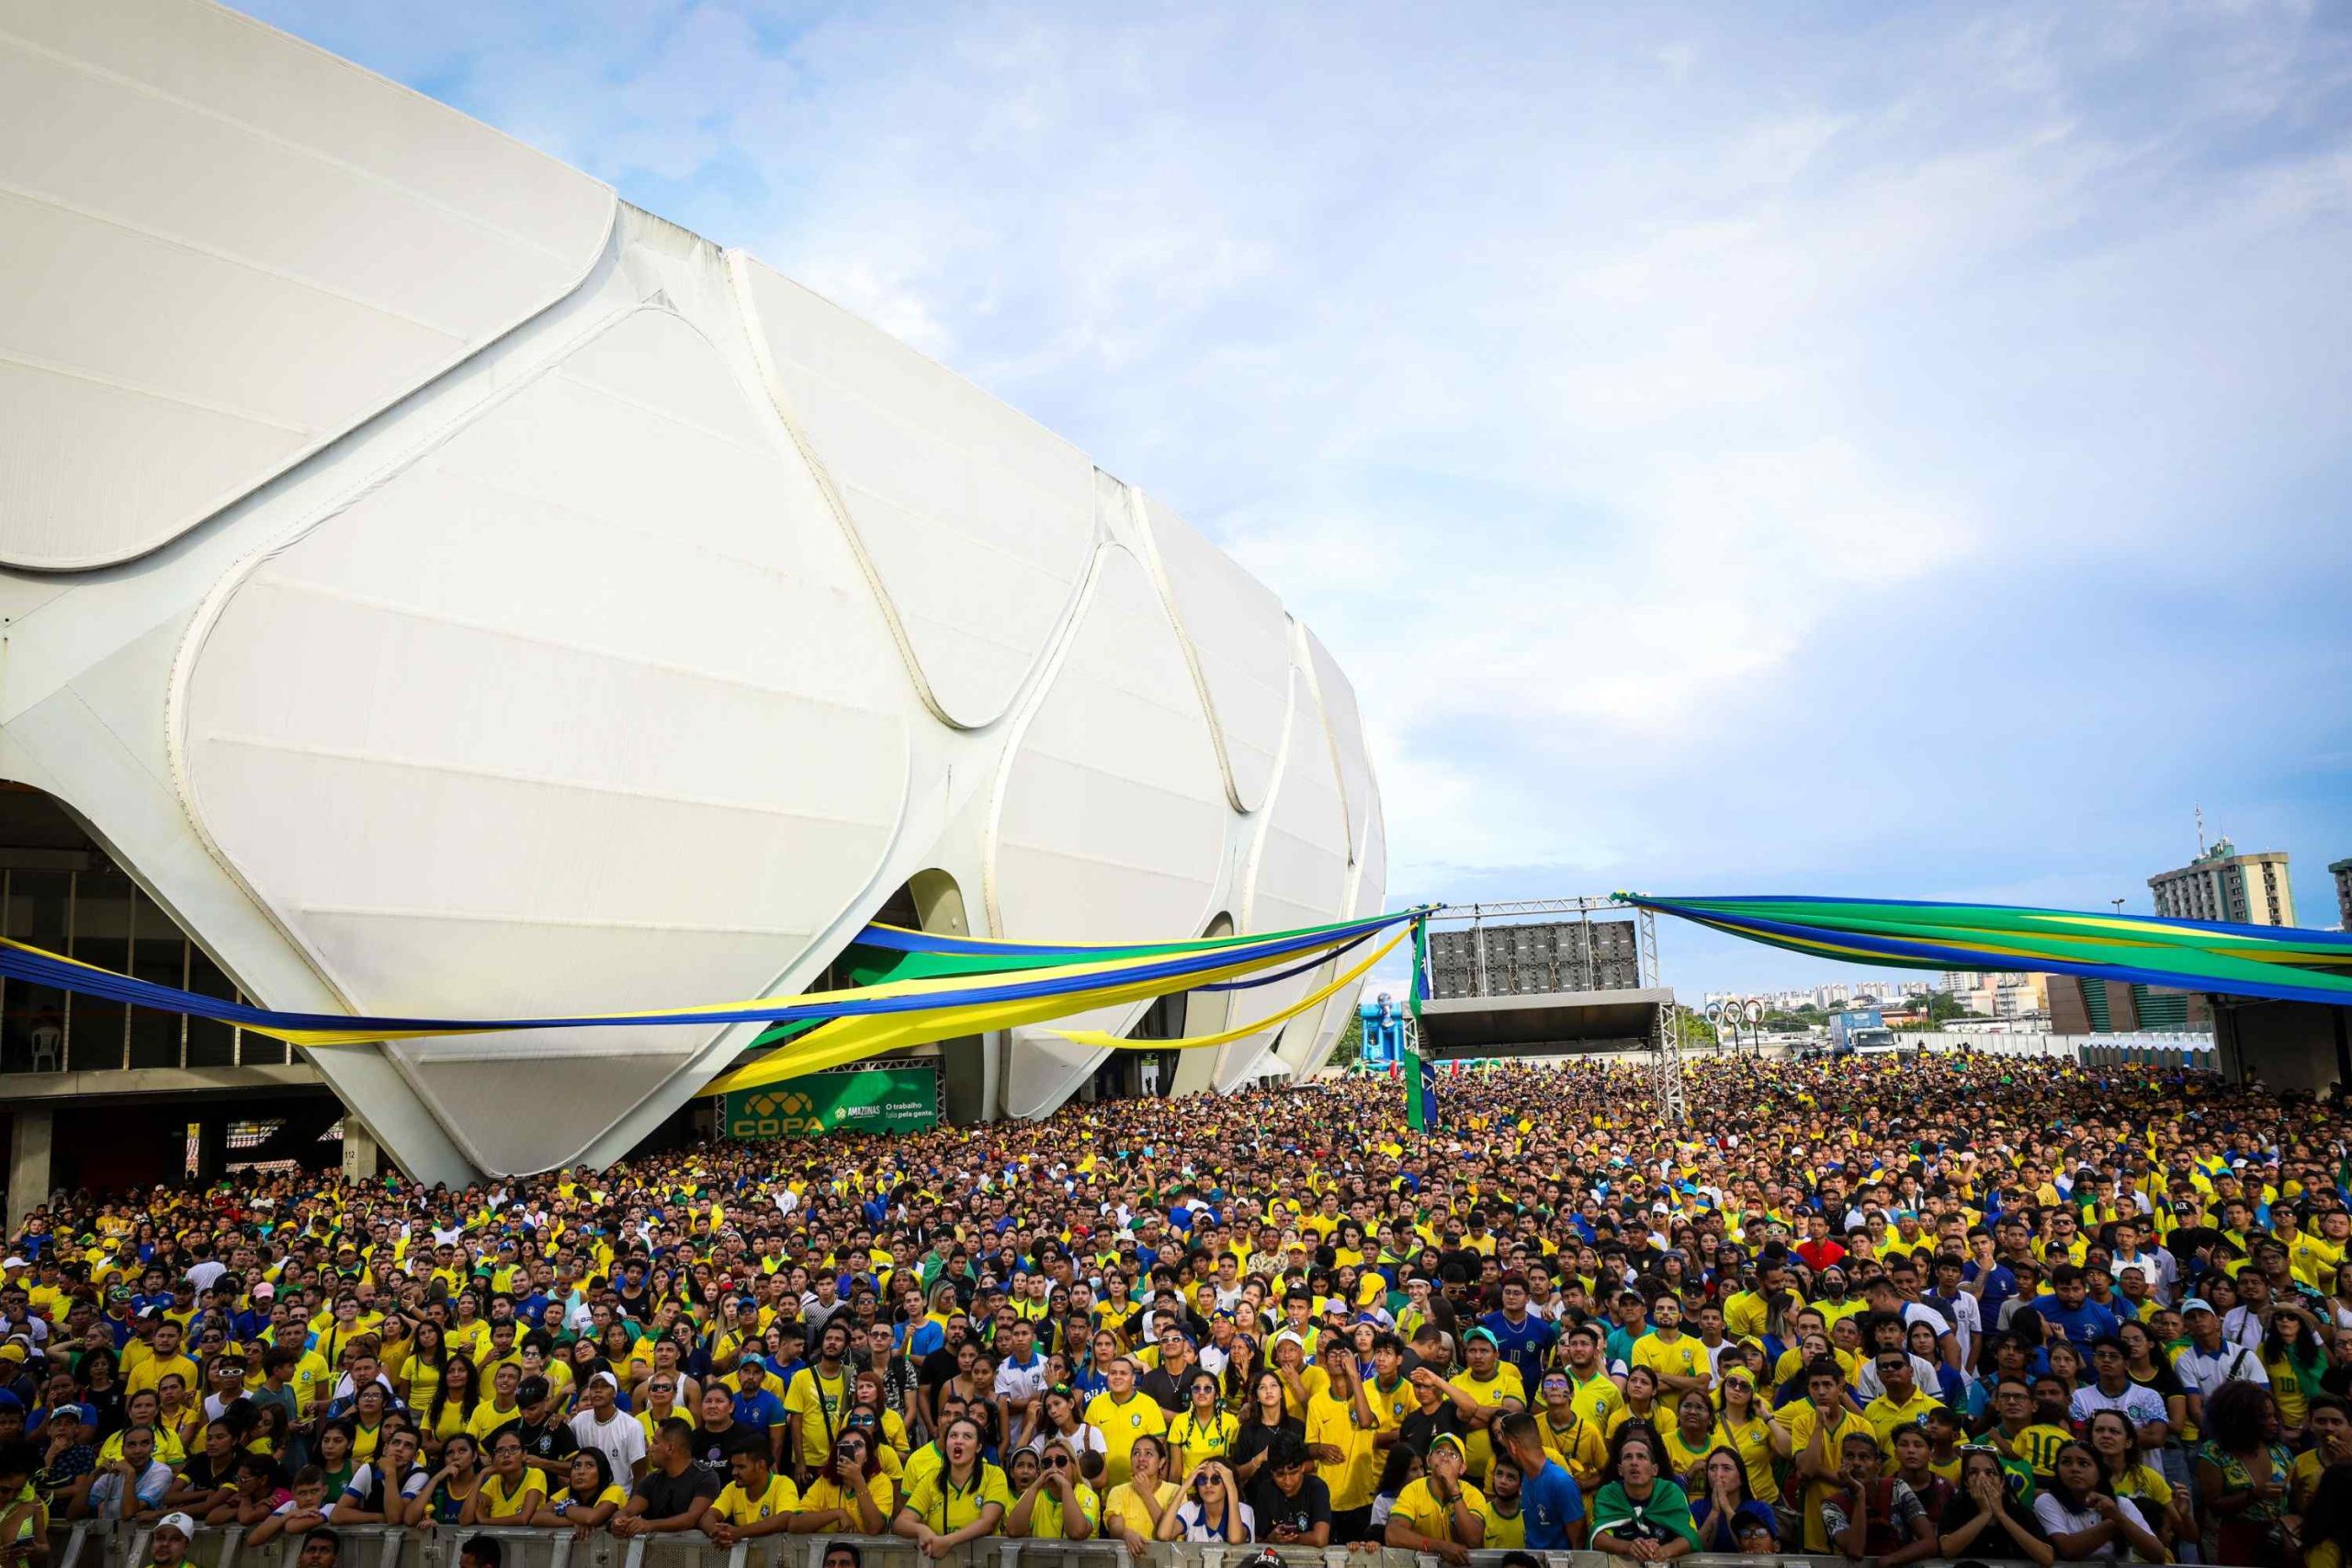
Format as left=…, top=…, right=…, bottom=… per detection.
left=0, top=908, right=1423, bottom=1069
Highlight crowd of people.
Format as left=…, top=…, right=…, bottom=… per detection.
left=3, top=1053, right=2351, bottom=1564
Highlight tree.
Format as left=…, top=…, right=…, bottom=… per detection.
left=1924, top=991, right=1969, bottom=1025
left=1675, top=1010, right=1720, bottom=1050
left=1325, top=1007, right=1365, bottom=1066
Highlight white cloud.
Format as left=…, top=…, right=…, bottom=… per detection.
left=248, top=0, right=2352, bottom=979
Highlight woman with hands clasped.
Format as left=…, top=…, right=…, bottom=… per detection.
left=2032, top=1440, right=2169, bottom=1562
left=1936, top=1448, right=2056, bottom=1567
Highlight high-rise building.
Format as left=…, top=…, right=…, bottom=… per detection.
left=2149, top=839, right=2296, bottom=926
left=2332, top=858, right=2352, bottom=931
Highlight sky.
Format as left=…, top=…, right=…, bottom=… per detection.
left=247, top=0, right=2352, bottom=998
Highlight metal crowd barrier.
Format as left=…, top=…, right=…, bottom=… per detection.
left=44, top=1521, right=2136, bottom=1568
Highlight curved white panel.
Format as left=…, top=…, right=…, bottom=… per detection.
left=177, top=308, right=913, bottom=1175
left=1287, top=779, right=1388, bottom=1081
left=735, top=260, right=1097, bottom=728
left=1136, top=494, right=1290, bottom=812
left=1305, top=629, right=1374, bottom=865
left=0, top=0, right=615, bottom=570
left=989, top=546, right=1230, bottom=1118
left=1214, top=659, right=1350, bottom=1089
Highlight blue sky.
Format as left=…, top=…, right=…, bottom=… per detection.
left=248, top=0, right=2352, bottom=997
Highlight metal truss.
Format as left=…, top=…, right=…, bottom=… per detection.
left=1639, top=905, right=1687, bottom=1124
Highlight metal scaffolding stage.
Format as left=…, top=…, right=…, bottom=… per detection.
left=1424, top=897, right=1686, bottom=1122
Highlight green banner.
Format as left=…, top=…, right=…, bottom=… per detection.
left=723, top=1064, right=940, bottom=1139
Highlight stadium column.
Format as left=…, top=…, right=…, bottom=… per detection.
left=342, top=1120, right=381, bottom=1182
left=1404, top=914, right=1430, bottom=1131
left=1168, top=913, right=1237, bottom=1098
left=6, top=1108, right=52, bottom=1232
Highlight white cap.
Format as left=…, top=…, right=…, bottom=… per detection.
left=0, top=1258, right=24, bottom=1269
left=153, top=1513, right=199, bottom=1540
left=588, top=1371, right=620, bottom=1390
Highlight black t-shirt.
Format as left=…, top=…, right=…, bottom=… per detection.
left=1396, top=1405, right=1466, bottom=1460
left=636, top=1462, right=720, bottom=1520
left=1137, top=1365, right=1192, bottom=1413
left=2129, top=1359, right=2188, bottom=1401
left=1228, top=1416, right=1304, bottom=1475
left=515, top=1415, right=577, bottom=1469
left=1247, top=1472, right=1333, bottom=1540
left=178, top=1450, right=239, bottom=1493
left=692, top=1421, right=764, bottom=1483
left=919, top=1348, right=962, bottom=1393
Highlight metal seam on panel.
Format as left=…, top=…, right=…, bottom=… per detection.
left=161, top=299, right=785, bottom=1174
left=221, top=577, right=900, bottom=721
left=202, top=731, right=896, bottom=829
left=1216, top=649, right=1305, bottom=1090
left=292, top=906, right=824, bottom=937
left=0, top=18, right=603, bottom=268
left=1124, top=487, right=1252, bottom=815
left=1294, top=620, right=1359, bottom=868
left=721, top=251, right=962, bottom=732
left=0, top=340, right=322, bottom=436
left=0, top=178, right=483, bottom=339
left=978, top=543, right=1115, bottom=937
left=28, top=682, right=475, bottom=1179
left=978, top=543, right=1129, bottom=1118
left=0, top=141, right=620, bottom=571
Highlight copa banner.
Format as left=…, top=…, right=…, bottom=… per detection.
left=723, top=1064, right=940, bottom=1139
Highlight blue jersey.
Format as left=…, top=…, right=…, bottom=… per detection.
left=1520, top=1459, right=1585, bottom=1550
left=732, top=1387, right=787, bottom=1434
left=2029, top=1296, right=2119, bottom=1349
left=1478, top=1310, right=1557, bottom=1388
left=1966, top=1261, right=2018, bottom=1325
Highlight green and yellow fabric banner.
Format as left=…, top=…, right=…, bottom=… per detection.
left=0, top=898, right=1426, bottom=1087
left=1624, top=893, right=2352, bottom=1006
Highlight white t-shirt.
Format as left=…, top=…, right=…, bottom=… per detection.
left=2220, top=1306, right=2270, bottom=1349
left=1029, top=1423, right=1108, bottom=1460
left=329, top=1370, right=398, bottom=1404
left=1917, top=1291, right=1984, bottom=1369
left=2030, top=1492, right=2148, bottom=1558
left=996, top=1353, right=1051, bottom=1409
left=340, top=1462, right=431, bottom=1508
left=570, top=1408, right=649, bottom=1495
left=2173, top=1341, right=2268, bottom=1401
left=1853, top=1353, right=1942, bottom=1404
left=2069, top=1381, right=2168, bottom=1429
left=1172, top=1498, right=1255, bottom=1541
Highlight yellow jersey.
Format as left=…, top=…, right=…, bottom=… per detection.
left=1391, top=1478, right=1495, bottom=1545
left=710, top=1474, right=800, bottom=1528
left=902, top=1464, right=1012, bottom=1534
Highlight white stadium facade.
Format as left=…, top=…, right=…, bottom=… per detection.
left=0, top=1, right=1385, bottom=1190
